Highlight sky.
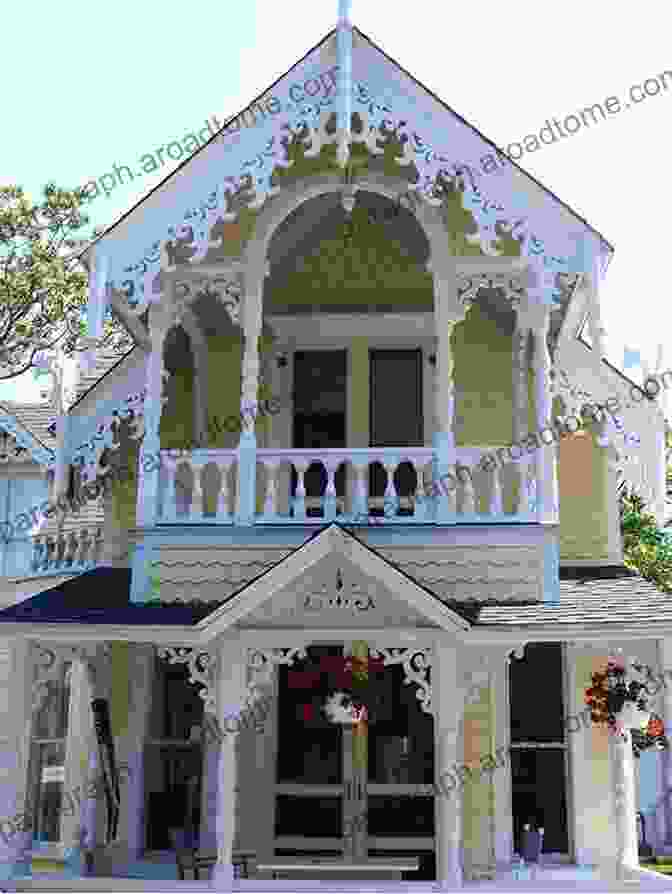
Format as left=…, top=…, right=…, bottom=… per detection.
left=1, top=0, right=670, bottom=404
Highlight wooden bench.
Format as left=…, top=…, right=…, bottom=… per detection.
left=168, top=830, right=254, bottom=880
left=256, top=856, right=419, bottom=880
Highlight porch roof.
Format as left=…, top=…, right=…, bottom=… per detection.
left=0, top=568, right=220, bottom=625
left=475, top=565, right=670, bottom=628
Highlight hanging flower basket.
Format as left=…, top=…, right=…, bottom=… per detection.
left=323, top=692, right=368, bottom=725
left=321, top=655, right=384, bottom=725
left=584, top=656, right=670, bottom=754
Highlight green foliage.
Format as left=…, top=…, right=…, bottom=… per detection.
left=0, top=183, right=131, bottom=379
left=620, top=487, right=672, bottom=592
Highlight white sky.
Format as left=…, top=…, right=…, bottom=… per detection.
left=2, top=0, right=670, bottom=403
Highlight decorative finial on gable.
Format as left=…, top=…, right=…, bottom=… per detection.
left=336, top=0, right=353, bottom=168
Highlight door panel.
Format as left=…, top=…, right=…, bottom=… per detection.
left=273, top=644, right=434, bottom=872
left=369, top=349, right=423, bottom=448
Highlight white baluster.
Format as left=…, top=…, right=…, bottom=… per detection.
left=91, top=528, right=103, bottom=565
left=354, top=461, right=368, bottom=517
left=294, top=462, right=307, bottom=519
left=490, top=465, right=503, bottom=516
left=383, top=462, right=398, bottom=520
left=324, top=463, right=337, bottom=520
left=31, top=537, right=42, bottom=572
left=163, top=455, right=178, bottom=521
left=66, top=531, right=78, bottom=567
left=191, top=462, right=204, bottom=521
left=414, top=464, right=428, bottom=521
left=45, top=536, right=55, bottom=570
left=263, top=462, right=278, bottom=519
left=458, top=464, right=476, bottom=515
left=79, top=529, right=91, bottom=566
left=217, top=462, right=232, bottom=521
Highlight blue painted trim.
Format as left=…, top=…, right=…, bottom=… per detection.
left=544, top=538, right=560, bottom=603
left=130, top=541, right=153, bottom=604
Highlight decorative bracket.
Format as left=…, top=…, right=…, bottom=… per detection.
left=245, top=646, right=308, bottom=706
left=369, top=647, right=433, bottom=714
left=462, top=645, right=527, bottom=705
left=158, top=646, right=219, bottom=714
left=457, top=272, right=526, bottom=307
left=31, top=643, right=112, bottom=712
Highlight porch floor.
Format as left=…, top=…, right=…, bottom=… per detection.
left=8, top=864, right=672, bottom=892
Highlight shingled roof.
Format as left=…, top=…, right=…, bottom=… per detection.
left=475, top=565, right=670, bottom=627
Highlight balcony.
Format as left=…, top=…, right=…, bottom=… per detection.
left=154, top=445, right=553, bottom=526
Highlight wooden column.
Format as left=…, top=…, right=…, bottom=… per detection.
left=136, top=302, right=172, bottom=528
left=610, top=732, right=639, bottom=878
left=431, top=261, right=469, bottom=521
left=236, top=271, right=265, bottom=524
left=519, top=283, right=558, bottom=522
left=434, top=639, right=464, bottom=888
left=211, top=638, right=246, bottom=888
left=512, top=318, right=530, bottom=514
left=657, top=639, right=672, bottom=846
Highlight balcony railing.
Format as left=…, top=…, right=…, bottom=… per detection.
left=31, top=529, right=103, bottom=576
left=155, top=447, right=552, bottom=526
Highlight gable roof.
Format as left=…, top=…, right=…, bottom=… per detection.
left=88, top=27, right=613, bottom=258
left=82, top=23, right=612, bottom=348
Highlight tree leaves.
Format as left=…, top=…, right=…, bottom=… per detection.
left=0, top=183, right=132, bottom=379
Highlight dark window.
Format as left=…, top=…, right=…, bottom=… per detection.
left=510, top=643, right=564, bottom=743
left=509, top=644, right=569, bottom=855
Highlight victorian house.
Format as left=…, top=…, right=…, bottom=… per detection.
left=0, top=10, right=671, bottom=890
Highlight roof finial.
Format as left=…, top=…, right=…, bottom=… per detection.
left=336, top=0, right=352, bottom=168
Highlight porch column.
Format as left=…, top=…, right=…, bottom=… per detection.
left=657, top=638, right=672, bottom=847
left=519, top=287, right=558, bottom=522
left=61, top=657, right=94, bottom=862
left=431, top=261, right=469, bottom=521
left=0, top=640, right=32, bottom=880
left=491, top=650, right=514, bottom=866
left=136, top=301, right=172, bottom=528
left=512, top=314, right=530, bottom=513
left=236, top=269, right=266, bottom=524
left=211, top=638, right=246, bottom=888
left=124, top=645, right=154, bottom=859
left=610, top=731, right=639, bottom=878
left=434, top=639, right=463, bottom=888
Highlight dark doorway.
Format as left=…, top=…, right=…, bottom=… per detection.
left=369, top=350, right=423, bottom=511
left=292, top=351, right=347, bottom=514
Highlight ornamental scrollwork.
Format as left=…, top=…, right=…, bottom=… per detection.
left=158, top=646, right=219, bottom=714
left=246, top=647, right=308, bottom=705
left=369, top=647, right=432, bottom=715
left=31, top=643, right=112, bottom=711
left=457, top=272, right=525, bottom=307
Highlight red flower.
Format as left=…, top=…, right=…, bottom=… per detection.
left=648, top=717, right=665, bottom=737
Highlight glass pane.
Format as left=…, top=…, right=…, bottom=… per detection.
left=509, top=643, right=564, bottom=743
left=511, top=748, right=568, bottom=854
left=277, top=645, right=343, bottom=784
left=275, top=796, right=342, bottom=838
left=33, top=663, right=71, bottom=740
left=150, top=657, right=204, bottom=740
left=367, top=796, right=434, bottom=837
left=368, top=665, right=434, bottom=783
left=144, top=745, right=203, bottom=851
left=32, top=742, right=66, bottom=843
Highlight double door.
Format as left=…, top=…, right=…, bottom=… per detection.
left=273, top=644, right=435, bottom=863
